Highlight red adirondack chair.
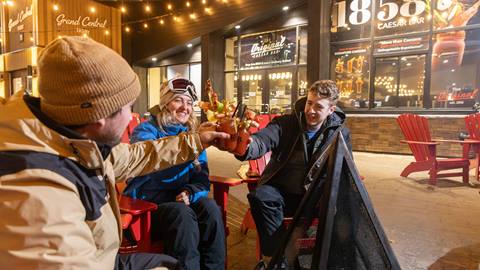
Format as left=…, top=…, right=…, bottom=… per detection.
left=464, top=113, right=480, bottom=181
left=397, top=114, right=474, bottom=185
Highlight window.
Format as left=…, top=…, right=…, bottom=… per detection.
left=373, top=55, right=425, bottom=108
left=431, top=29, right=480, bottom=109
left=225, top=72, right=238, bottom=105
left=373, top=0, right=430, bottom=37
left=329, top=0, right=480, bottom=112
left=225, top=37, right=238, bottom=71
left=331, top=0, right=372, bottom=42
left=298, top=66, right=307, bottom=97
left=299, top=26, right=308, bottom=64
left=434, top=0, right=480, bottom=30
left=331, top=42, right=371, bottom=109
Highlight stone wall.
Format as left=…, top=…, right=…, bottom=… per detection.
left=345, top=115, right=466, bottom=157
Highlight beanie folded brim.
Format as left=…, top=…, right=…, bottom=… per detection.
left=41, top=75, right=140, bottom=126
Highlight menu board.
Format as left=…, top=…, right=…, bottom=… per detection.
left=331, top=43, right=370, bottom=108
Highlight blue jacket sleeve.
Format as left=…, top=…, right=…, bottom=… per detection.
left=130, top=121, right=159, bottom=143
left=183, top=150, right=210, bottom=203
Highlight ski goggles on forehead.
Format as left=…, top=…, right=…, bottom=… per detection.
left=168, top=78, right=198, bottom=101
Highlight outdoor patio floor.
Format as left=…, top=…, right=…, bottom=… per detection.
left=206, top=148, right=480, bottom=270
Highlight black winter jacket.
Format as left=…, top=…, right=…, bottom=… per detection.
left=236, top=97, right=352, bottom=190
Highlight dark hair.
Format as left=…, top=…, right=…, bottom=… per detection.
left=308, top=80, right=339, bottom=105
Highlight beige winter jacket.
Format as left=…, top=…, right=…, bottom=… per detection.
left=0, top=92, right=204, bottom=269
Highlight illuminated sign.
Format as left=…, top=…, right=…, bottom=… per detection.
left=240, top=29, right=296, bottom=69
left=8, top=4, right=33, bottom=32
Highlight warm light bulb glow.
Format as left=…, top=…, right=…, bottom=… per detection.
left=189, top=13, right=196, bottom=19
left=204, top=7, right=211, bottom=13
left=105, top=30, right=110, bottom=35
left=143, top=23, right=148, bottom=28
left=202, top=0, right=206, bottom=4
left=82, top=33, right=88, bottom=37
left=5, top=0, right=13, bottom=7
left=120, top=6, right=126, bottom=13
left=53, top=4, right=59, bottom=11
left=186, top=1, right=190, bottom=7
left=167, top=4, right=172, bottom=10
left=90, top=6, right=96, bottom=13
left=282, top=6, right=289, bottom=11
left=145, top=5, right=151, bottom=12
left=125, top=26, right=130, bottom=32
left=160, top=19, right=164, bottom=24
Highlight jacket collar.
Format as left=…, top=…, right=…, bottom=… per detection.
left=0, top=92, right=107, bottom=170
left=24, top=95, right=112, bottom=160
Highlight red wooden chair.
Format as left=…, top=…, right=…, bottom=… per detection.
left=464, top=113, right=480, bottom=181
left=117, top=182, right=163, bottom=254
left=121, top=113, right=141, bottom=143
left=397, top=114, right=474, bottom=185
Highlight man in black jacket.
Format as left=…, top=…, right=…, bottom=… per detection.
left=235, top=80, right=352, bottom=266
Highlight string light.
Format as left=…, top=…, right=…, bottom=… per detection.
left=143, top=23, right=149, bottom=28
left=120, top=6, right=126, bottom=13
left=160, top=19, right=164, bottom=25
left=90, top=6, right=96, bottom=13
left=189, top=13, right=196, bottom=19
left=105, top=30, right=110, bottom=35
left=167, top=4, right=172, bottom=10
left=145, top=4, right=151, bottom=12
left=53, top=4, right=59, bottom=11
left=205, top=7, right=212, bottom=14
left=202, top=0, right=206, bottom=4
left=186, top=1, right=190, bottom=7
left=125, top=26, right=130, bottom=32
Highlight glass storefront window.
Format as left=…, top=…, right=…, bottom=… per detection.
left=434, top=0, right=480, bottom=30
left=373, top=0, right=430, bottom=37
left=374, top=57, right=399, bottom=108
left=240, top=72, right=263, bottom=114
left=225, top=37, right=238, bottom=71
left=167, top=64, right=189, bottom=79
left=331, top=42, right=370, bottom=109
left=225, top=72, right=238, bottom=105
left=298, top=66, right=308, bottom=98
left=268, top=69, right=293, bottom=114
left=299, top=27, right=308, bottom=64
left=374, top=55, right=425, bottom=108
left=431, top=29, right=480, bottom=109
left=330, top=0, right=372, bottom=41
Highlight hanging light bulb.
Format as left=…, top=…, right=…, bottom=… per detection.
left=186, top=1, right=190, bottom=7
left=143, top=22, right=149, bottom=28
left=167, top=4, right=172, bottom=10
left=120, top=6, right=126, bottom=13
left=53, top=4, right=59, bottom=11
left=105, top=30, right=110, bottom=35
left=204, top=7, right=211, bottom=13
left=159, top=19, right=164, bottom=25
left=125, top=26, right=130, bottom=32
left=89, top=6, right=96, bottom=13
left=202, top=0, right=206, bottom=4
left=145, top=4, right=151, bottom=12
left=189, top=13, right=196, bottom=19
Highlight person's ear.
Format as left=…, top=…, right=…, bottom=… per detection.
left=328, top=105, right=336, bottom=115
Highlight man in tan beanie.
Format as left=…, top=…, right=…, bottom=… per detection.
left=0, top=36, right=229, bottom=270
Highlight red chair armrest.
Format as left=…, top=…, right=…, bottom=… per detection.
left=210, top=175, right=243, bottom=187
left=121, top=213, right=133, bottom=230
left=400, top=140, right=439, bottom=145
left=119, top=196, right=158, bottom=215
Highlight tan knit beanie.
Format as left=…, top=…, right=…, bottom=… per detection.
left=38, top=36, right=140, bottom=125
